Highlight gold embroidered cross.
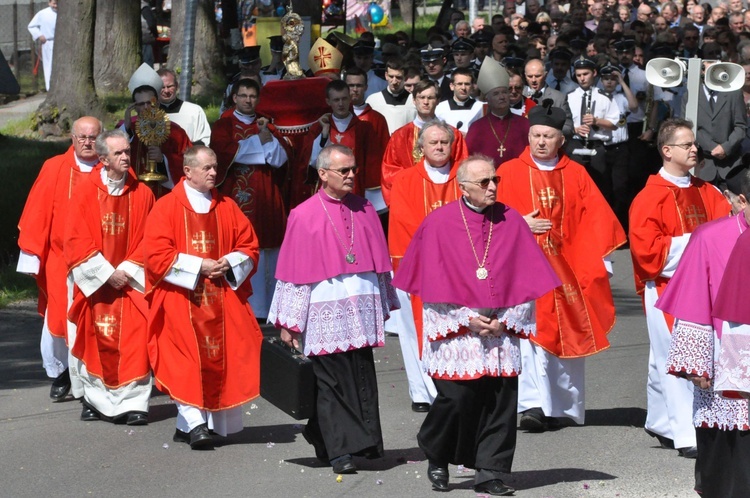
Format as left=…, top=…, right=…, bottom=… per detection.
left=430, top=200, right=443, bottom=211
left=202, top=336, right=221, bottom=359
left=191, top=282, right=219, bottom=306
left=541, top=238, right=558, bottom=256
left=94, top=314, right=118, bottom=337
left=101, top=213, right=125, bottom=236
left=191, top=231, right=216, bottom=254
left=538, top=187, right=559, bottom=208
left=685, top=205, right=707, bottom=229
left=562, top=284, right=578, bottom=304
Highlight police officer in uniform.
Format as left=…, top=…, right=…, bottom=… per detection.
left=421, top=46, right=453, bottom=102
left=599, top=62, right=639, bottom=230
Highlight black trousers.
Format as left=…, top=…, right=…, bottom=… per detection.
left=418, top=376, right=518, bottom=482
left=695, top=427, right=750, bottom=498
left=566, top=138, right=610, bottom=202
left=605, top=142, right=630, bottom=232
left=303, top=348, right=384, bottom=462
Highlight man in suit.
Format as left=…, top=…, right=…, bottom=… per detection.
left=524, top=58, right=574, bottom=139
left=695, top=67, right=747, bottom=194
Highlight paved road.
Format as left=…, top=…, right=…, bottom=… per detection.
left=0, top=93, right=44, bottom=129
left=1, top=249, right=695, bottom=497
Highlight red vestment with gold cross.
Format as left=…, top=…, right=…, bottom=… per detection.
left=18, top=146, right=92, bottom=339
left=629, top=172, right=730, bottom=331
left=211, top=113, right=291, bottom=249
left=145, top=179, right=262, bottom=410
left=497, top=148, right=626, bottom=358
left=65, top=166, right=155, bottom=387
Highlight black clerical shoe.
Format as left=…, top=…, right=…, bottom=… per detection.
left=678, top=446, right=698, bottom=459
left=644, top=428, right=675, bottom=449
left=411, top=402, right=430, bottom=413
left=474, top=479, right=515, bottom=496
left=427, top=462, right=449, bottom=491
left=331, top=454, right=357, bottom=474
left=50, top=368, right=71, bottom=401
left=80, top=405, right=100, bottom=422
left=125, top=412, right=148, bottom=426
left=173, top=424, right=214, bottom=450
left=519, top=407, right=546, bottom=432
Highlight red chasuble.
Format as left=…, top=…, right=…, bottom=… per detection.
left=357, top=104, right=390, bottom=142
left=295, top=115, right=386, bottom=203
left=212, top=113, right=292, bottom=249
left=381, top=122, right=468, bottom=206
left=388, top=160, right=462, bottom=350
left=145, top=179, right=262, bottom=411
left=497, top=148, right=626, bottom=358
left=465, top=112, right=530, bottom=168
left=126, top=117, right=193, bottom=198
left=629, top=174, right=730, bottom=332
left=65, top=166, right=155, bottom=387
left=18, top=146, right=91, bottom=338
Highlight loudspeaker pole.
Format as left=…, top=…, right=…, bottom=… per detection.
left=684, top=57, right=701, bottom=137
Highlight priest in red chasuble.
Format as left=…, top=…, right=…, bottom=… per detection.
left=211, top=77, right=291, bottom=320
left=381, top=79, right=468, bottom=206
left=629, top=118, right=730, bottom=457
left=17, top=116, right=102, bottom=402
left=392, top=156, right=560, bottom=495
left=298, top=79, right=386, bottom=203
left=120, top=63, right=193, bottom=198
left=145, top=146, right=262, bottom=450
left=466, top=57, right=530, bottom=167
left=64, top=130, right=155, bottom=425
left=388, top=120, right=464, bottom=413
left=496, top=103, right=626, bottom=432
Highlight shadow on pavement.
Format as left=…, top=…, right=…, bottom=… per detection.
left=509, top=467, right=617, bottom=491
left=584, top=407, right=647, bottom=427
left=0, top=303, right=47, bottom=391
left=286, top=446, right=424, bottom=471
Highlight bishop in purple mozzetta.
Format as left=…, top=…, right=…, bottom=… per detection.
left=392, top=155, right=560, bottom=496
left=656, top=169, right=750, bottom=497
left=268, top=144, right=398, bottom=476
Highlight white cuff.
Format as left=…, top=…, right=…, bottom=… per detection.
left=263, top=136, right=288, bottom=168
left=164, top=253, right=203, bottom=290
left=235, top=135, right=266, bottom=165
left=117, top=260, right=145, bottom=293
left=661, top=234, right=691, bottom=278
left=71, top=252, right=116, bottom=298
left=603, top=256, right=613, bottom=277
left=309, top=133, right=327, bottom=165
left=223, top=251, right=254, bottom=289
left=17, top=251, right=41, bottom=274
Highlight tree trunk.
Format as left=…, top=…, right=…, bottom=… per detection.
left=399, top=0, right=414, bottom=25
left=167, top=0, right=225, bottom=99
left=93, top=0, right=141, bottom=97
left=37, top=0, right=104, bottom=136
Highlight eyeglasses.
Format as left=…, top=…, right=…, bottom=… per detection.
left=73, top=134, right=97, bottom=143
left=462, top=176, right=500, bottom=188
left=666, top=142, right=698, bottom=150
left=326, top=165, right=359, bottom=176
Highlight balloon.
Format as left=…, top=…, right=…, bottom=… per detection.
left=369, top=3, right=384, bottom=25
left=276, top=5, right=286, bottom=16
left=373, top=13, right=388, bottom=27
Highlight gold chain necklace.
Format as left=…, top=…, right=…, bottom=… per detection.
left=319, top=192, right=356, bottom=263
left=488, top=114, right=512, bottom=158
left=459, top=199, right=494, bottom=280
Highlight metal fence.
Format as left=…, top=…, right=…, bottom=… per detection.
left=1, top=0, right=50, bottom=93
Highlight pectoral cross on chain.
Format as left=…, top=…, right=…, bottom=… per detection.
left=497, top=144, right=506, bottom=157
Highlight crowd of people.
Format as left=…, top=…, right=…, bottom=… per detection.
left=14, top=0, right=750, bottom=496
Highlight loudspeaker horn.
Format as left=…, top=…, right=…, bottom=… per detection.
left=705, top=62, right=745, bottom=92
left=645, top=58, right=686, bottom=88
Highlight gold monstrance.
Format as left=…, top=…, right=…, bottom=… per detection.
left=135, top=104, right=170, bottom=183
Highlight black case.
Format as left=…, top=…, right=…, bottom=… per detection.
left=260, top=337, right=316, bottom=420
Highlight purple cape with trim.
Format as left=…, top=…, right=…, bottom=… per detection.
left=392, top=199, right=561, bottom=308
left=713, top=223, right=750, bottom=325
left=275, top=190, right=392, bottom=285
left=656, top=213, right=749, bottom=336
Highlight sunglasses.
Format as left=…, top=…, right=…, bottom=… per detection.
left=326, top=165, right=359, bottom=176
left=463, top=176, right=500, bottom=188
